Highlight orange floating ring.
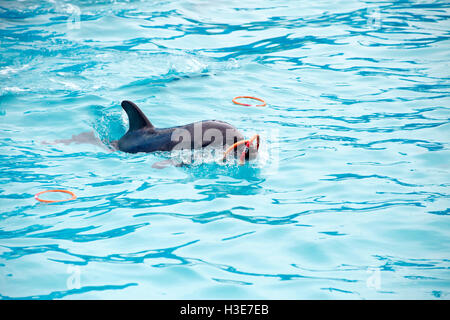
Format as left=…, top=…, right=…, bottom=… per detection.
left=35, top=189, right=77, bottom=203
left=223, top=134, right=260, bottom=165
left=232, top=96, right=266, bottom=107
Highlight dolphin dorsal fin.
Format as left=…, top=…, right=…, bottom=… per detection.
left=121, top=100, right=155, bottom=132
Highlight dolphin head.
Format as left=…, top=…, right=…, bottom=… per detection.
left=240, top=140, right=259, bottom=163
left=224, top=134, right=260, bottom=164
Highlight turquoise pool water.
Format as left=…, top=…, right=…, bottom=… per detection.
left=1, top=0, right=449, bottom=299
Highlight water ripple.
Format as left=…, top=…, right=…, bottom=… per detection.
left=1, top=0, right=449, bottom=299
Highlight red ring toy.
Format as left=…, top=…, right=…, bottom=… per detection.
left=232, top=96, right=266, bottom=107
left=35, top=189, right=77, bottom=203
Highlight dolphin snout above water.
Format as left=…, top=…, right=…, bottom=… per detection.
left=115, top=100, right=258, bottom=162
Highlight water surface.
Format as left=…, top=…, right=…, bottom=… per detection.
left=0, top=0, right=449, bottom=299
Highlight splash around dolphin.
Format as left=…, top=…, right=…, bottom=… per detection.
left=112, top=100, right=258, bottom=163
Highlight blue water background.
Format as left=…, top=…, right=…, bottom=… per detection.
left=0, top=0, right=449, bottom=299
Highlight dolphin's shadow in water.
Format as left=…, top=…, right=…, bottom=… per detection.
left=180, top=162, right=265, bottom=198
left=41, top=130, right=115, bottom=151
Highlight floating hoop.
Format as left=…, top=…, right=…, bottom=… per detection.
left=223, top=134, right=260, bottom=165
left=35, top=189, right=77, bottom=203
left=232, top=96, right=266, bottom=107
left=239, top=134, right=260, bottom=165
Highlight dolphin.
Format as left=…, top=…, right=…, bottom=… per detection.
left=42, top=100, right=258, bottom=167
left=113, top=100, right=258, bottom=163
